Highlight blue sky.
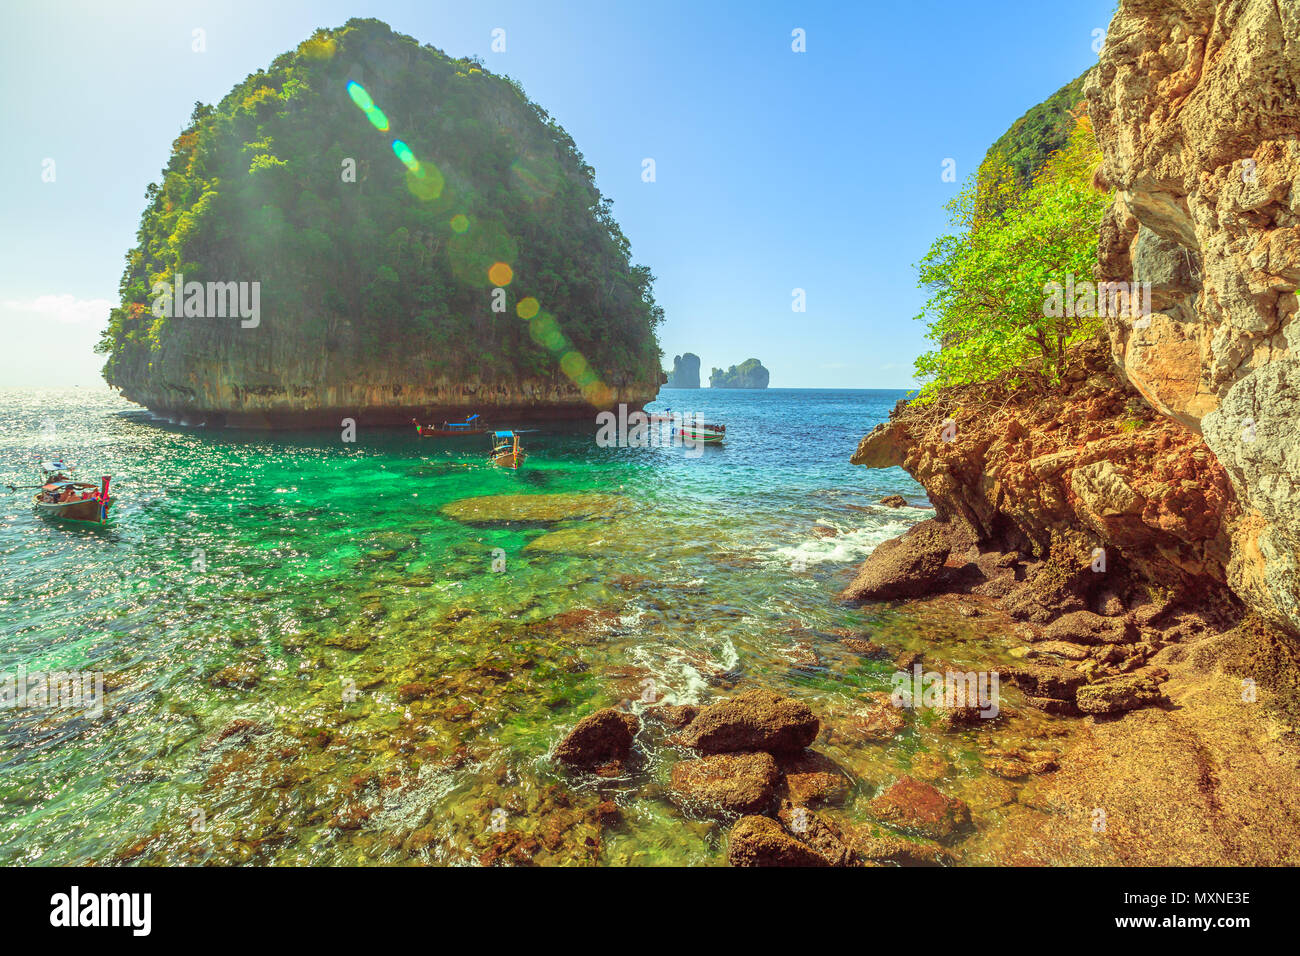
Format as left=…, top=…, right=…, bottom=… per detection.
left=0, top=0, right=1115, bottom=388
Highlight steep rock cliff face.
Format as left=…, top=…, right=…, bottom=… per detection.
left=1086, top=0, right=1300, bottom=634
left=849, top=339, right=1237, bottom=614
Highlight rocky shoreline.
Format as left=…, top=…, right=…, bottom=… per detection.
left=831, top=332, right=1300, bottom=865
left=551, top=690, right=983, bottom=867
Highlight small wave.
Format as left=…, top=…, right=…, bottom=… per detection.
left=625, top=631, right=738, bottom=708
left=771, top=517, right=920, bottom=568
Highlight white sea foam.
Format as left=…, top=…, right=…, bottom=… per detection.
left=625, top=630, right=738, bottom=708
left=771, top=517, right=919, bottom=569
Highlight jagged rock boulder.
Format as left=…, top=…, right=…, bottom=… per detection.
left=726, top=815, right=829, bottom=867
left=672, top=689, right=818, bottom=755
left=553, top=709, right=638, bottom=770
left=775, top=802, right=856, bottom=866
left=1008, top=664, right=1086, bottom=700
left=840, top=519, right=953, bottom=601
left=779, top=751, right=853, bottom=807
left=1043, top=610, right=1134, bottom=646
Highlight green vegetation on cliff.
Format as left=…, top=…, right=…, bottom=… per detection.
left=710, top=358, right=769, bottom=388
left=975, top=71, right=1090, bottom=219
left=97, top=19, right=662, bottom=399
left=913, top=105, right=1110, bottom=402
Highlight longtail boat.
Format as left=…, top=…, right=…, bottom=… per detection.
left=675, top=421, right=726, bottom=444
left=30, top=460, right=114, bottom=525
left=489, top=431, right=528, bottom=469
left=411, top=414, right=489, bottom=437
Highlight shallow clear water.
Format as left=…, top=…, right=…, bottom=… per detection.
left=0, top=384, right=964, bottom=865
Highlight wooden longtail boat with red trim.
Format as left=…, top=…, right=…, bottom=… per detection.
left=411, top=414, right=490, bottom=437
left=31, top=461, right=114, bottom=525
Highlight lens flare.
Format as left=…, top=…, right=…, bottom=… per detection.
left=346, top=82, right=389, bottom=130
left=392, top=140, right=419, bottom=171
left=529, top=314, right=568, bottom=351
left=559, top=351, right=589, bottom=380
left=346, top=81, right=373, bottom=110
left=342, top=82, right=614, bottom=409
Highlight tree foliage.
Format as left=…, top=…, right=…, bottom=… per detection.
left=912, top=114, right=1111, bottom=402
left=97, top=19, right=663, bottom=388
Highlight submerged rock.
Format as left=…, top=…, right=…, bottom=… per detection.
left=643, top=703, right=699, bottom=728
left=672, top=689, right=819, bottom=755
left=727, top=815, right=829, bottom=867
left=852, top=830, right=957, bottom=866
left=441, top=493, right=628, bottom=524
left=867, top=776, right=972, bottom=842
left=779, top=750, right=853, bottom=807
left=840, top=637, right=883, bottom=656
left=553, top=708, right=639, bottom=770
left=669, top=752, right=780, bottom=816
left=835, top=691, right=907, bottom=742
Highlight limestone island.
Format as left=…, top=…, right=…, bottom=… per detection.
left=710, top=359, right=769, bottom=389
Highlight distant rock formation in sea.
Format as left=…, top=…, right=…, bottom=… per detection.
left=664, top=353, right=701, bottom=388
left=710, top=359, right=769, bottom=389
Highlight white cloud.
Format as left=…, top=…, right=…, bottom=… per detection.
left=1, top=294, right=113, bottom=325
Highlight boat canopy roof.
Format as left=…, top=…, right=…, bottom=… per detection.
left=466, top=414, right=479, bottom=422
left=41, top=460, right=71, bottom=471
left=493, top=430, right=516, bottom=438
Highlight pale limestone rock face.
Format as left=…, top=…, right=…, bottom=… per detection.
left=1088, top=0, right=1300, bottom=635
left=1088, top=0, right=1300, bottom=426
left=1202, top=359, right=1300, bottom=632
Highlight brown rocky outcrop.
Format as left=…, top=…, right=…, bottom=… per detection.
left=1086, top=0, right=1300, bottom=635
left=840, top=519, right=955, bottom=601
left=671, top=689, right=819, bottom=755
left=726, top=815, right=829, bottom=867
left=846, top=337, right=1237, bottom=626
left=553, top=708, right=638, bottom=771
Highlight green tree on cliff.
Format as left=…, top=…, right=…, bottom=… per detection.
left=913, top=114, right=1111, bottom=402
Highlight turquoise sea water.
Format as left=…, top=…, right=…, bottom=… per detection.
left=0, top=385, right=949, bottom=865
